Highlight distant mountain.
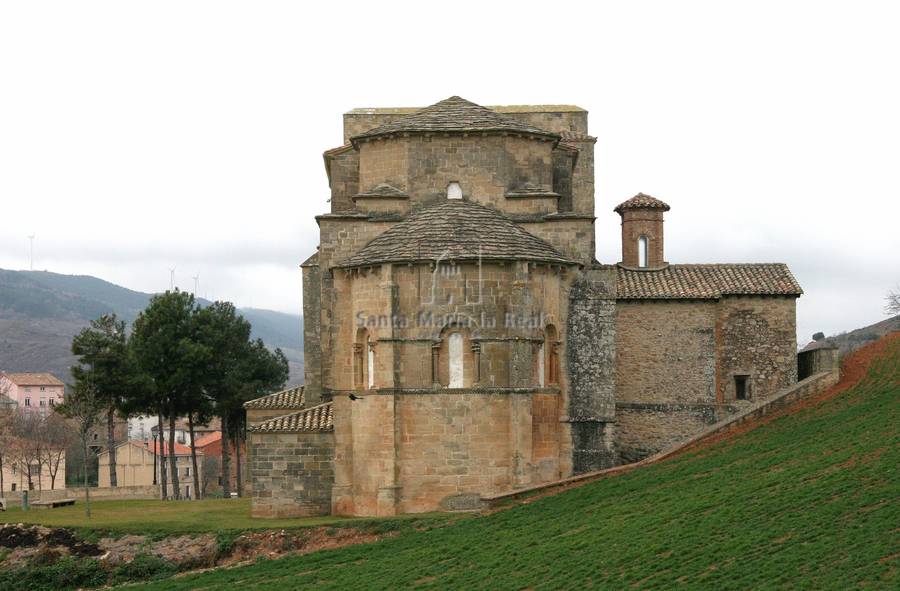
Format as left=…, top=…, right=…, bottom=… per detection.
left=820, top=314, right=900, bottom=355
left=0, top=269, right=303, bottom=386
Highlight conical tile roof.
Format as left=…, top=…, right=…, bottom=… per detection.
left=336, top=200, right=575, bottom=268
left=614, top=193, right=671, bottom=214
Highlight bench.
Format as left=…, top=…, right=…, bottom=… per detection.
left=30, top=498, right=76, bottom=509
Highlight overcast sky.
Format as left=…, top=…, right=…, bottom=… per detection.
left=1, top=1, right=897, bottom=343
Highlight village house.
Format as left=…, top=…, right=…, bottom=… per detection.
left=247, top=97, right=802, bottom=518
left=1, top=386, right=67, bottom=494
left=98, top=440, right=202, bottom=499
left=0, top=372, right=65, bottom=414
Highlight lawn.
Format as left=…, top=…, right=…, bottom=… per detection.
left=126, top=337, right=900, bottom=590
left=3, top=498, right=364, bottom=535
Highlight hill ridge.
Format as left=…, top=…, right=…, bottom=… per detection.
left=0, top=268, right=303, bottom=385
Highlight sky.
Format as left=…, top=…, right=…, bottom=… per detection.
left=0, top=1, right=897, bottom=343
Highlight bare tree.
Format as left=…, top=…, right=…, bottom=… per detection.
left=57, top=382, right=105, bottom=518
left=200, top=455, right=220, bottom=498
left=0, top=392, right=12, bottom=495
left=41, top=414, right=77, bottom=490
left=9, top=411, right=44, bottom=492
left=887, top=285, right=900, bottom=316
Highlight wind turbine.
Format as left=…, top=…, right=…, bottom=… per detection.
left=192, top=272, right=200, bottom=296
left=27, top=234, right=35, bottom=271
left=169, top=267, right=176, bottom=291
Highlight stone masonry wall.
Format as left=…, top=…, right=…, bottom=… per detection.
left=342, top=107, right=588, bottom=143
left=615, top=300, right=717, bottom=403
left=357, top=135, right=557, bottom=214
left=250, top=431, right=335, bottom=518
left=302, top=259, right=323, bottom=405
left=327, top=148, right=359, bottom=212
left=716, top=296, right=797, bottom=402
left=614, top=402, right=741, bottom=463
left=566, top=268, right=617, bottom=472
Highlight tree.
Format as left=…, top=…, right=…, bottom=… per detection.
left=41, top=413, right=77, bottom=490
left=887, top=286, right=900, bottom=316
left=0, top=382, right=13, bottom=495
left=130, top=290, right=210, bottom=500
left=57, top=381, right=104, bottom=518
left=9, top=411, right=44, bottom=491
left=71, top=314, right=137, bottom=488
left=231, top=339, right=289, bottom=497
left=195, top=302, right=288, bottom=498
left=200, top=455, right=221, bottom=498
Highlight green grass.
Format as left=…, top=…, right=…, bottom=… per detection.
left=3, top=498, right=381, bottom=535
left=125, top=339, right=900, bottom=590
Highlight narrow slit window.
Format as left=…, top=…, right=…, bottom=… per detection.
left=638, top=236, right=649, bottom=268
left=448, top=332, right=464, bottom=387
left=367, top=339, right=375, bottom=389
left=447, top=182, right=462, bottom=199
left=735, top=375, right=749, bottom=400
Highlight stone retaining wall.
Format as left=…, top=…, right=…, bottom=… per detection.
left=250, top=432, right=335, bottom=518
left=482, top=366, right=840, bottom=507
left=1, top=485, right=161, bottom=507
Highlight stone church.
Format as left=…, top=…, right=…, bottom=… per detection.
left=246, top=97, right=802, bottom=518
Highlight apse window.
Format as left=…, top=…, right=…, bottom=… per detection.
left=638, top=236, right=649, bottom=268
left=447, top=182, right=462, bottom=199
left=735, top=375, right=750, bottom=400
left=448, top=332, right=464, bottom=387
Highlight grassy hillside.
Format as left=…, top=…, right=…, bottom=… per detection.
left=0, top=269, right=303, bottom=385
left=130, top=335, right=900, bottom=590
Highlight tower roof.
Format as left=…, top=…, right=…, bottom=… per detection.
left=614, top=193, right=671, bottom=214
left=335, top=200, right=576, bottom=268
left=350, top=96, right=560, bottom=145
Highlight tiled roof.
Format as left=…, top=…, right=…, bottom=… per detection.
left=194, top=431, right=223, bottom=448
left=799, top=339, right=838, bottom=353
left=336, top=200, right=576, bottom=268
left=140, top=440, right=196, bottom=456
left=301, top=252, right=320, bottom=267
left=249, top=402, right=334, bottom=433
left=351, top=96, right=560, bottom=144
left=0, top=372, right=65, bottom=386
left=243, top=386, right=305, bottom=410
left=617, top=264, right=803, bottom=299
left=614, top=193, right=671, bottom=214
left=150, top=416, right=220, bottom=433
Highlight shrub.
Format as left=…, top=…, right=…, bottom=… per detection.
left=0, top=556, right=105, bottom=591
left=110, top=554, right=177, bottom=584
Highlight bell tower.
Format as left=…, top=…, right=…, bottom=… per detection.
left=614, top=193, right=670, bottom=269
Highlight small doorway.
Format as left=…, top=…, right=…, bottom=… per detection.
left=735, top=375, right=750, bottom=400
